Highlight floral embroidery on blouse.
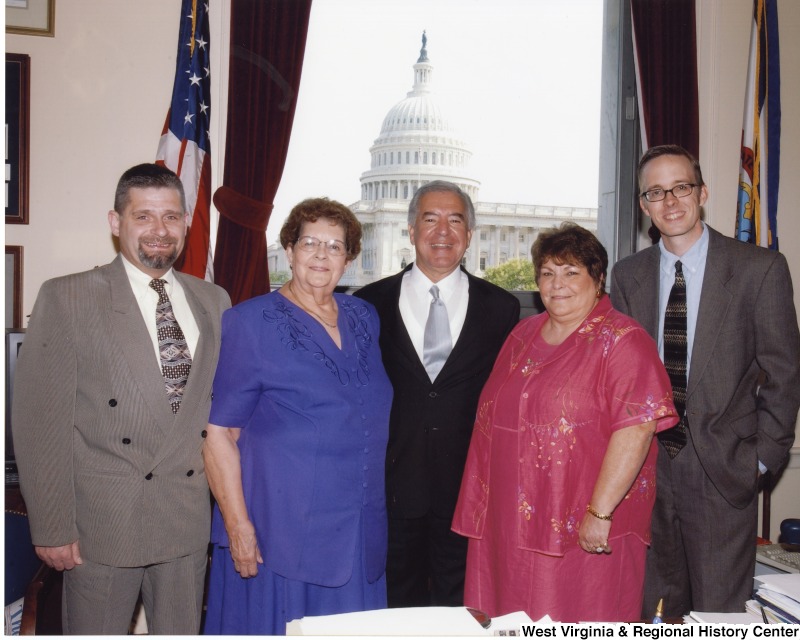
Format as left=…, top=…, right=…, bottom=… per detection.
left=529, top=399, right=583, bottom=473
left=580, top=316, right=636, bottom=358
left=620, top=391, right=675, bottom=423
left=518, top=491, right=534, bottom=521
left=474, top=400, right=494, bottom=438
left=521, top=357, right=545, bottom=377
left=551, top=509, right=580, bottom=544
left=262, top=297, right=375, bottom=387
left=340, top=298, right=372, bottom=386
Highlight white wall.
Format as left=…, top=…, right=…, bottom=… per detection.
left=6, top=1, right=181, bottom=307
left=6, top=0, right=800, bottom=535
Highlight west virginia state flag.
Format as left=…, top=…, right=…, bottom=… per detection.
left=736, top=0, right=781, bottom=250
left=156, top=0, right=213, bottom=279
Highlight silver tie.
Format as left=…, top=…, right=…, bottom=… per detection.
left=423, top=285, right=452, bottom=381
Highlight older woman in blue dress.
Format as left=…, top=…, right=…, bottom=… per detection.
left=202, top=198, right=393, bottom=635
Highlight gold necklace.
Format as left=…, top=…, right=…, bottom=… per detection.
left=287, top=281, right=338, bottom=329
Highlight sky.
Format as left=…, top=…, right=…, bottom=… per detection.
left=268, top=0, right=604, bottom=244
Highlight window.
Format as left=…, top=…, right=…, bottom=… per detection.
left=269, top=1, right=605, bottom=277
left=480, top=232, right=487, bottom=240
left=401, top=228, right=408, bottom=237
left=479, top=256, right=486, bottom=270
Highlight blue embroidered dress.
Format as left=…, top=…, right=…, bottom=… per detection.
left=203, top=291, right=393, bottom=635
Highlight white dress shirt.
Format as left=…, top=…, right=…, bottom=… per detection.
left=399, top=264, right=469, bottom=365
left=121, top=254, right=200, bottom=365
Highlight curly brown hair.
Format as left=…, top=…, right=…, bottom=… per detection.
left=531, top=222, right=607, bottom=293
left=279, top=198, right=362, bottom=261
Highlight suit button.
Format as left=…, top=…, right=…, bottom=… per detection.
left=145, top=473, right=153, bottom=480
left=122, top=438, right=131, bottom=445
left=429, top=391, right=438, bottom=398
left=108, top=399, right=118, bottom=407
left=186, top=470, right=194, bottom=477
left=210, top=392, right=214, bottom=400
left=201, top=430, right=208, bottom=438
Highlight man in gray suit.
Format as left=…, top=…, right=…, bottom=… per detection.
left=12, top=164, right=231, bottom=634
left=611, top=145, right=800, bottom=617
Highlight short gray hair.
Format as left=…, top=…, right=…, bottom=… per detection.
left=407, top=181, right=476, bottom=230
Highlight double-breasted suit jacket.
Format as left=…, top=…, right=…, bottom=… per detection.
left=12, top=255, right=231, bottom=567
left=355, top=265, right=520, bottom=519
left=610, top=225, right=800, bottom=507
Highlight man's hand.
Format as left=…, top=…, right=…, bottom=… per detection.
left=35, top=541, right=82, bottom=571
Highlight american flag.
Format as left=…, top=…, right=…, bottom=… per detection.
left=736, top=0, right=781, bottom=250
left=156, top=0, right=213, bottom=279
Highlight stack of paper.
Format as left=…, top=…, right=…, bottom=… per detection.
left=684, top=610, right=761, bottom=624
left=752, top=573, right=800, bottom=624
left=286, top=607, right=538, bottom=636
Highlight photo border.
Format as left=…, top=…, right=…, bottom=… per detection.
left=5, top=53, right=30, bottom=224
left=5, top=246, right=23, bottom=329
left=5, top=0, right=56, bottom=37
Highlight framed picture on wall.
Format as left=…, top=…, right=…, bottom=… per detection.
left=6, top=329, right=26, bottom=465
left=6, top=53, right=30, bottom=224
left=5, top=246, right=23, bottom=329
left=5, top=0, right=56, bottom=37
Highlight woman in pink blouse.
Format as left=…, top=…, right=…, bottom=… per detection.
left=452, top=223, right=678, bottom=622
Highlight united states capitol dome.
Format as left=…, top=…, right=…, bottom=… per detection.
left=359, top=32, right=480, bottom=202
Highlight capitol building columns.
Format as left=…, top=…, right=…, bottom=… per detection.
left=266, top=32, right=598, bottom=287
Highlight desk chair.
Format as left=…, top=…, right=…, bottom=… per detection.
left=19, top=564, right=62, bottom=635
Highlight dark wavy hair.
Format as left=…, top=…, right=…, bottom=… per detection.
left=114, top=163, right=186, bottom=213
left=279, top=197, right=362, bottom=261
left=531, top=222, right=607, bottom=293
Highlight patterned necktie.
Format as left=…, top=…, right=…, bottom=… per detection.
left=659, top=260, right=689, bottom=458
left=423, top=285, right=452, bottom=382
left=149, top=279, right=192, bottom=414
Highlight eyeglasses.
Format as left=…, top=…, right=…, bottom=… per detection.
left=295, top=235, right=347, bottom=257
left=640, top=183, right=698, bottom=202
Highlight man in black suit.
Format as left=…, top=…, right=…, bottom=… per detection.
left=355, top=180, right=520, bottom=607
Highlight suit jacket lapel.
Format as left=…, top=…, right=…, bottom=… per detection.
left=440, top=272, right=480, bottom=375
left=688, top=229, right=733, bottom=396
left=623, top=247, right=661, bottom=340
left=106, top=256, right=175, bottom=435
left=174, top=272, right=214, bottom=410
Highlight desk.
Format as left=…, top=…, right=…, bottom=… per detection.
left=287, top=607, right=535, bottom=636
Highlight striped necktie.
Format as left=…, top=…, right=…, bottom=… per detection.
left=659, top=260, right=688, bottom=458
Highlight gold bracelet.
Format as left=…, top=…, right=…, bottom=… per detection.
left=586, top=504, right=613, bottom=521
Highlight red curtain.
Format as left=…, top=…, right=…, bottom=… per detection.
left=212, top=0, right=313, bottom=305
left=631, top=0, right=699, bottom=159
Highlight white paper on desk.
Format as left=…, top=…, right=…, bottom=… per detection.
left=755, top=573, right=800, bottom=601
left=491, top=610, right=538, bottom=631
left=685, top=611, right=761, bottom=624
left=286, top=606, right=488, bottom=636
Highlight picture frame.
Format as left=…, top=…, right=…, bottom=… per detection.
left=5, top=0, right=56, bottom=37
left=5, top=53, right=30, bottom=224
left=6, top=329, right=26, bottom=464
left=5, top=246, right=23, bottom=329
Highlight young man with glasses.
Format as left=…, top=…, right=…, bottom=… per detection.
left=610, top=144, right=800, bottom=618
